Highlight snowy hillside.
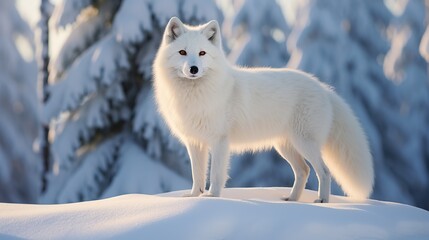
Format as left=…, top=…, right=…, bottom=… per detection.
left=1, top=188, right=428, bottom=240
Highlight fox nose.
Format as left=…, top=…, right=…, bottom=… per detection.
left=190, top=66, right=199, bottom=74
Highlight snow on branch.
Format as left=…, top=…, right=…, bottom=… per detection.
left=44, top=44, right=98, bottom=122
left=113, top=0, right=152, bottom=43
left=51, top=113, right=93, bottom=167
left=56, top=134, right=123, bottom=202
left=90, top=33, right=130, bottom=86
left=46, top=32, right=129, bottom=122
left=151, top=0, right=178, bottom=27
left=51, top=0, right=92, bottom=27
left=52, top=9, right=105, bottom=79
left=51, top=83, right=128, bottom=166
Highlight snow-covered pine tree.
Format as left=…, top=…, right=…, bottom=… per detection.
left=0, top=0, right=41, bottom=203
left=286, top=0, right=429, bottom=206
left=42, top=0, right=222, bottom=203
left=229, top=0, right=290, bottom=67
left=384, top=0, right=429, bottom=210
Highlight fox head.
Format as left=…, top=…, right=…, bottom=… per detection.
left=157, top=17, right=223, bottom=80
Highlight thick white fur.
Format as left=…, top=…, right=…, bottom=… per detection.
left=153, top=17, right=374, bottom=202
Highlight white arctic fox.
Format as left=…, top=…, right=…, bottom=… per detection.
left=153, top=17, right=374, bottom=203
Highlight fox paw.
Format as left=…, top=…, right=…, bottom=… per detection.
left=201, top=192, right=215, bottom=197
left=201, top=192, right=220, bottom=197
left=182, top=188, right=204, bottom=197
left=314, top=198, right=328, bottom=203
left=281, top=196, right=297, bottom=201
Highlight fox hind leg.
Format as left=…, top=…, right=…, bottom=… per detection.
left=311, top=161, right=331, bottom=203
left=293, top=139, right=331, bottom=203
left=275, top=143, right=310, bottom=201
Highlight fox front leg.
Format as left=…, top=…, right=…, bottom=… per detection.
left=202, top=138, right=230, bottom=197
left=183, top=143, right=208, bottom=197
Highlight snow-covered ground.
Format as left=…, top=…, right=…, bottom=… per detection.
left=1, top=187, right=428, bottom=239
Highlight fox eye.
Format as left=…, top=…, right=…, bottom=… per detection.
left=179, top=50, right=187, bottom=56
left=199, top=51, right=206, bottom=56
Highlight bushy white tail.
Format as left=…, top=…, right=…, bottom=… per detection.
left=322, top=93, right=374, bottom=200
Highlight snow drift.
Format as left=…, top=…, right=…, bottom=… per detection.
left=1, top=188, right=428, bottom=239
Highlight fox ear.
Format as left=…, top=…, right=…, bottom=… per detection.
left=202, top=20, right=221, bottom=48
left=164, top=17, right=185, bottom=43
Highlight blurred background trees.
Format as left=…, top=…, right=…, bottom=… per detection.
left=0, top=0, right=40, bottom=203
left=2, top=0, right=429, bottom=209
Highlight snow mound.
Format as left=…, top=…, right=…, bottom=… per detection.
left=1, top=188, right=428, bottom=239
